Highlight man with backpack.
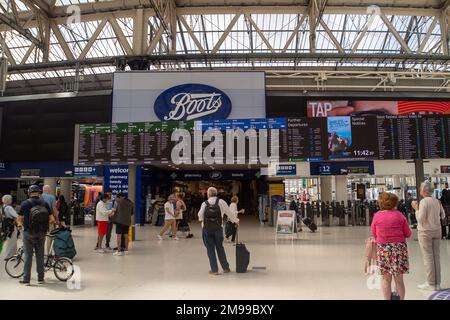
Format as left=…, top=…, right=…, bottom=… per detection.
left=197, top=187, right=239, bottom=275
left=17, top=185, right=54, bottom=285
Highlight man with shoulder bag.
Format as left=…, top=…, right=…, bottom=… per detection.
left=17, top=185, right=54, bottom=286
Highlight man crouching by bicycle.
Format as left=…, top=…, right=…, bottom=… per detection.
left=17, top=185, right=54, bottom=286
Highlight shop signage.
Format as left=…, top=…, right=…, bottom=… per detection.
left=276, top=164, right=297, bottom=176
left=73, top=166, right=97, bottom=177
left=103, top=165, right=128, bottom=197
left=441, top=166, right=450, bottom=174
left=209, top=171, right=223, bottom=180
left=154, top=83, right=232, bottom=121
left=20, top=168, right=40, bottom=177
left=166, top=170, right=257, bottom=181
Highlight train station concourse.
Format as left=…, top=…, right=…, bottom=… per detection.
left=0, top=0, right=449, bottom=311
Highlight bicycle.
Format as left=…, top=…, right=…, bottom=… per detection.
left=5, top=234, right=74, bottom=282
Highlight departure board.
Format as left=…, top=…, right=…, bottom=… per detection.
left=284, top=118, right=327, bottom=161
left=141, top=122, right=161, bottom=163
left=78, top=124, right=96, bottom=164
left=396, top=115, right=421, bottom=159
left=419, top=115, right=448, bottom=159
left=376, top=115, right=421, bottom=160
left=76, top=115, right=450, bottom=165
left=110, top=123, right=128, bottom=164
left=125, top=122, right=145, bottom=164
left=93, top=124, right=111, bottom=164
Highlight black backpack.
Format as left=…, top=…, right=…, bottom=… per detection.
left=204, top=198, right=222, bottom=231
left=28, top=199, right=49, bottom=235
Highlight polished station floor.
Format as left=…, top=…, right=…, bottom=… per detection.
left=0, top=217, right=448, bottom=300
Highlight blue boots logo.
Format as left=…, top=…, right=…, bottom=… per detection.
left=154, top=83, right=232, bottom=121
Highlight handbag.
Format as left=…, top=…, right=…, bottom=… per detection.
left=364, top=237, right=377, bottom=274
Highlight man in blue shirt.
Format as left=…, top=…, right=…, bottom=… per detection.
left=17, top=185, right=53, bottom=285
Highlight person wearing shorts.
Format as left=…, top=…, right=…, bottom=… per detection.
left=95, top=194, right=114, bottom=253
left=111, top=193, right=134, bottom=256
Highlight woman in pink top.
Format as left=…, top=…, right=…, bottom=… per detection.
left=371, top=192, right=412, bottom=300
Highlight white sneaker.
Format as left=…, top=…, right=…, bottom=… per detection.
left=113, top=251, right=124, bottom=256
left=96, top=248, right=106, bottom=253
left=418, top=282, right=440, bottom=291
left=157, top=235, right=163, bottom=240
left=173, top=237, right=179, bottom=241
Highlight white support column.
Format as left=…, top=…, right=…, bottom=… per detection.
left=334, top=176, right=348, bottom=203
left=43, top=178, right=57, bottom=195
left=440, top=8, right=449, bottom=55
left=392, top=175, right=402, bottom=199
left=319, top=176, right=333, bottom=203
left=128, top=165, right=136, bottom=241
left=133, top=8, right=146, bottom=55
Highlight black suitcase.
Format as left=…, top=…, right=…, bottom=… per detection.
left=302, top=217, right=317, bottom=232
left=235, top=230, right=250, bottom=273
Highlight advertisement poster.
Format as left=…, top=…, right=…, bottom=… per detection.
left=307, top=100, right=450, bottom=117
left=276, top=210, right=296, bottom=234
left=327, top=117, right=352, bottom=159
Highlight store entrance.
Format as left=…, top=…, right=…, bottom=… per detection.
left=140, top=166, right=263, bottom=224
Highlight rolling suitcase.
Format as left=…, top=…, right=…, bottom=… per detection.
left=235, top=230, right=250, bottom=273
left=302, top=217, right=317, bottom=232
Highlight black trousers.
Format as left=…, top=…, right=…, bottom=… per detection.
left=225, top=221, right=237, bottom=242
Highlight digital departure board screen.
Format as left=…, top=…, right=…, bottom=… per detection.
left=419, top=115, right=448, bottom=159
left=75, top=115, right=450, bottom=165
left=283, top=118, right=327, bottom=161
left=93, top=124, right=111, bottom=164
left=78, top=124, right=95, bottom=165
left=376, top=115, right=421, bottom=160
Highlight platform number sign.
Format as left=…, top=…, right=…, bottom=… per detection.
left=319, top=164, right=331, bottom=175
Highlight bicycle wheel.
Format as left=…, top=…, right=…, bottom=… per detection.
left=53, top=258, right=74, bottom=282
left=5, top=255, right=24, bottom=278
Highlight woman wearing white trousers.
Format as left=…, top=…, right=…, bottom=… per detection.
left=412, top=181, right=446, bottom=291
left=1, top=195, right=19, bottom=260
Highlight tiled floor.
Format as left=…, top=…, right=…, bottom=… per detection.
left=0, top=217, right=448, bottom=300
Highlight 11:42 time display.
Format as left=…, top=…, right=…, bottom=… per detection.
left=353, top=149, right=376, bottom=157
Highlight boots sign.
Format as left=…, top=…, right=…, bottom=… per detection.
left=154, top=84, right=232, bottom=121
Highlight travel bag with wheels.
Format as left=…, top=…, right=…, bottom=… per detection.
left=52, top=227, right=77, bottom=259
left=235, top=229, right=250, bottom=273
left=302, top=217, right=317, bottom=232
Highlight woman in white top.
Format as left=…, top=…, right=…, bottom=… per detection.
left=225, top=196, right=244, bottom=242
left=157, top=194, right=178, bottom=240
left=1, top=195, right=19, bottom=259
left=412, top=181, right=446, bottom=291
